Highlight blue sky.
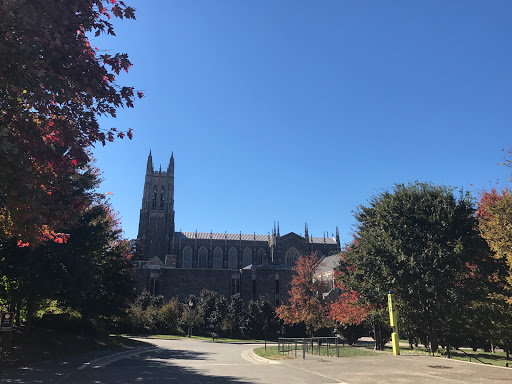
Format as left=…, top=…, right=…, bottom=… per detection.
left=92, top=1, right=511, bottom=245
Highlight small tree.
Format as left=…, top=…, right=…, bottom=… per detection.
left=329, top=289, right=371, bottom=345
left=246, top=297, right=279, bottom=340
left=276, top=254, right=333, bottom=337
left=197, top=289, right=218, bottom=334
left=156, top=297, right=181, bottom=335
left=222, top=293, right=246, bottom=338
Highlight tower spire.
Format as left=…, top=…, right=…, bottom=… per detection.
left=167, top=152, right=174, bottom=174
left=146, top=150, right=153, bottom=173
left=304, top=222, right=308, bottom=239
left=336, top=226, right=340, bottom=251
left=277, top=221, right=280, bottom=237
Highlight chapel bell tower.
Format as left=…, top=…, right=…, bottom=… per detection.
left=137, top=151, right=175, bottom=259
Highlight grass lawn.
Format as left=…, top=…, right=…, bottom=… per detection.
left=252, top=346, right=294, bottom=360
left=389, top=345, right=512, bottom=368
left=253, top=344, right=381, bottom=360
left=130, top=334, right=267, bottom=343
left=0, top=329, right=151, bottom=368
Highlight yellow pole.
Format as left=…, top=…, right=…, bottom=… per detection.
left=388, top=291, right=400, bottom=355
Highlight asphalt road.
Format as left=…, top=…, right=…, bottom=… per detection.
left=3, top=338, right=512, bottom=383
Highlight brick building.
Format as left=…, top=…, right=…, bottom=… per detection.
left=134, top=152, right=340, bottom=305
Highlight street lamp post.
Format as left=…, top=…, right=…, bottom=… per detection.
left=188, top=298, right=194, bottom=338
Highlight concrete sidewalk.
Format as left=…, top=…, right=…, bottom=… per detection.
left=281, top=351, right=512, bottom=384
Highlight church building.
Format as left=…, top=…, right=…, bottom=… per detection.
left=134, top=152, right=340, bottom=305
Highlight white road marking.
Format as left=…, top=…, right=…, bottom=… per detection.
left=281, top=361, right=350, bottom=384
left=78, top=347, right=161, bottom=369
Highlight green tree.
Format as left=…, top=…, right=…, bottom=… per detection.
left=197, top=289, right=218, bottom=334
left=222, top=293, right=246, bottom=338
left=210, top=295, right=228, bottom=336
left=156, top=297, right=181, bottom=335
left=338, top=182, right=490, bottom=352
left=55, top=203, right=135, bottom=322
left=0, top=199, right=135, bottom=334
left=246, top=297, right=279, bottom=340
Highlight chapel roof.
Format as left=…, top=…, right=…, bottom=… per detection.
left=175, top=231, right=337, bottom=244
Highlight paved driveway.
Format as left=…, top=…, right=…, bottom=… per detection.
left=3, top=337, right=512, bottom=383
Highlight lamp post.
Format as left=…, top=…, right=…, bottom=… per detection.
left=188, top=298, right=194, bottom=337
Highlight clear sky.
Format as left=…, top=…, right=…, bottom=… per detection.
left=91, top=1, right=512, bottom=245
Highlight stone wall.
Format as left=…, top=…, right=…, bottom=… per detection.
left=135, top=266, right=295, bottom=306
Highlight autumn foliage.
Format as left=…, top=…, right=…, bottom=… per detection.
left=328, top=286, right=371, bottom=326
left=276, top=253, right=333, bottom=336
left=477, top=187, right=512, bottom=289
left=0, top=0, right=142, bottom=245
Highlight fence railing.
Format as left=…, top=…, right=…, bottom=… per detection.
left=278, top=337, right=345, bottom=359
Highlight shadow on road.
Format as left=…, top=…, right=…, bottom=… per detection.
left=1, top=347, right=261, bottom=384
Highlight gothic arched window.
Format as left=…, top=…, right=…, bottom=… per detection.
left=243, top=247, right=252, bottom=267
left=213, top=247, right=224, bottom=269
left=257, top=248, right=266, bottom=265
left=285, top=247, right=300, bottom=267
left=182, top=246, right=192, bottom=268
left=160, top=186, right=165, bottom=208
left=152, top=186, right=157, bottom=209
left=198, top=246, right=208, bottom=269
left=228, top=247, right=238, bottom=270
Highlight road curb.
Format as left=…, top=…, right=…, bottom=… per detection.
left=249, top=348, right=281, bottom=364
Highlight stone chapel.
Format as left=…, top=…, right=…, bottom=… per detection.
left=134, top=152, right=340, bottom=305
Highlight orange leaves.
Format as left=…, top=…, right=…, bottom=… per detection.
left=17, top=240, right=30, bottom=247
left=276, top=253, right=333, bottom=333
left=40, top=226, right=70, bottom=244
left=328, top=290, right=371, bottom=326
left=2, top=0, right=138, bottom=245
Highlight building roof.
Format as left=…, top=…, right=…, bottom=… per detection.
left=315, top=253, right=342, bottom=275
left=175, top=232, right=269, bottom=241
left=175, top=231, right=337, bottom=244
left=242, top=263, right=292, bottom=270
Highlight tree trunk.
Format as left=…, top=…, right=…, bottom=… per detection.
left=15, top=301, right=21, bottom=328
left=25, top=296, right=34, bottom=336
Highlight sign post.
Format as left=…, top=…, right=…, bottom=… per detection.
left=1, top=312, right=14, bottom=332
left=387, top=292, right=400, bottom=355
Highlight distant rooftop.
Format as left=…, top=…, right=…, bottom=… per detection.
left=315, top=253, right=342, bottom=275
left=175, top=231, right=337, bottom=244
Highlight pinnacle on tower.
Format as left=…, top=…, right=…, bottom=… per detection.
left=168, top=152, right=174, bottom=173
left=304, top=222, right=309, bottom=239
left=277, top=221, right=280, bottom=237
left=336, top=226, right=340, bottom=251
left=146, top=150, right=153, bottom=173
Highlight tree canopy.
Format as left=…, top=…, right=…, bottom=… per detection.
left=337, top=182, right=493, bottom=352
left=0, top=0, right=141, bottom=245
left=276, top=253, right=333, bottom=336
